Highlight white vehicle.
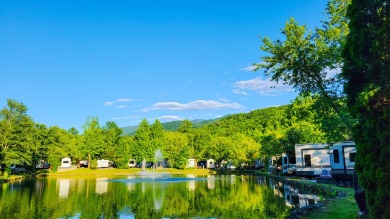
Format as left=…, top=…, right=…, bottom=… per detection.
left=269, top=154, right=296, bottom=174
left=61, top=158, right=72, bottom=168
left=186, top=159, right=196, bottom=168
left=295, top=144, right=331, bottom=177
left=328, top=141, right=356, bottom=185
left=279, top=154, right=296, bottom=174
left=206, top=159, right=215, bottom=169
left=128, top=159, right=136, bottom=168
left=97, top=159, right=114, bottom=168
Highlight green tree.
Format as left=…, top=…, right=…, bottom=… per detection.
left=31, top=123, right=49, bottom=169
left=114, top=135, right=133, bottom=168
left=343, top=0, right=390, bottom=217
left=163, top=132, right=189, bottom=169
left=230, top=133, right=260, bottom=167
left=66, top=127, right=82, bottom=162
left=0, top=99, right=34, bottom=172
left=191, top=128, right=212, bottom=161
left=177, top=119, right=193, bottom=133
left=150, top=119, right=165, bottom=155
left=45, top=126, right=69, bottom=171
left=255, top=0, right=353, bottom=130
left=81, top=117, right=105, bottom=168
left=133, top=119, right=152, bottom=162
left=102, top=121, right=123, bottom=161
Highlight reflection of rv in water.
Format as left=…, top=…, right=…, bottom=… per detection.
left=329, top=141, right=356, bottom=186
left=295, top=144, right=331, bottom=177
left=283, top=185, right=319, bottom=208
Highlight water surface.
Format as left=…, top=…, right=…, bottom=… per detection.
left=0, top=174, right=319, bottom=219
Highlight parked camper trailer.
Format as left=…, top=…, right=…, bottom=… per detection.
left=329, top=141, right=356, bottom=185
left=186, top=159, right=196, bottom=168
left=269, top=154, right=296, bottom=174
left=295, top=144, right=331, bottom=177
left=61, top=158, right=72, bottom=168
left=128, top=159, right=136, bottom=168
left=97, top=159, right=114, bottom=169
left=207, top=159, right=215, bottom=169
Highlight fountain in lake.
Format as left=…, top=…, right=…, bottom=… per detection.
left=111, top=149, right=206, bottom=183
left=138, top=149, right=170, bottom=180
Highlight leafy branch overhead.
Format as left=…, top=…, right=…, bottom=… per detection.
left=255, top=0, right=353, bottom=130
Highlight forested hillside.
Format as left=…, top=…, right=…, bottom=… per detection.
left=122, top=118, right=221, bottom=135
left=203, top=106, right=288, bottom=137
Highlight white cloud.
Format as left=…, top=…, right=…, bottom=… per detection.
left=156, top=116, right=183, bottom=122
left=117, top=98, right=132, bottom=102
left=233, top=77, right=293, bottom=96
left=103, top=101, right=114, bottom=106
left=241, top=65, right=257, bottom=71
left=143, top=100, right=242, bottom=111
left=115, top=105, right=127, bottom=109
left=232, top=89, right=249, bottom=96
left=103, top=98, right=133, bottom=106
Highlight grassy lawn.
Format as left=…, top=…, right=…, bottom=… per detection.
left=301, top=183, right=360, bottom=219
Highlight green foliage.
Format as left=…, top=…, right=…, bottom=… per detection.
left=0, top=96, right=350, bottom=173
left=0, top=99, right=34, bottom=168
left=82, top=117, right=105, bottom=164
left=44, top=126, right=79, bottom=171
left=177, top=119, right=193, bottom=133
left=163, top=132, right=189, bottom=169
left=343, top=0, right=390, bottom=217
left=256, top=0, right=353, bottom=131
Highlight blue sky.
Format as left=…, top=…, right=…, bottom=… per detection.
left=0, top=0, right=328, bottom=131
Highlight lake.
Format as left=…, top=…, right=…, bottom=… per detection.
left=0, top=174, right=319, bottom=219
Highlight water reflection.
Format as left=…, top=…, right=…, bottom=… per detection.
left=96, top=178, right=108, bottom=195
left=0, top=175, right=320, bottom=219
left=58, top=179, right=70, bottom=199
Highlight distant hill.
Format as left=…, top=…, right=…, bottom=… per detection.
left=121, top=117, right=224, bottom=135
left=121, top=106, right=289, bottom=136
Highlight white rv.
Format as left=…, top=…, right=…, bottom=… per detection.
left=269, top=154, right=296, bottom=174
left=97, top=159, right=114, bottom=168
left=207, top=159, right=216, bottom=169
left=295, top=144, right=331, bottom=177
left=61, top=158, right=72, bottom=168
left=328, top=141, right=356, bottom=185
left=128, top=159, right=136, bottom=168
left=186, top=159, right=196, bottom=168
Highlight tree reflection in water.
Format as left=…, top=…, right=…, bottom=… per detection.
left=0, top=175, right=319, bottom=218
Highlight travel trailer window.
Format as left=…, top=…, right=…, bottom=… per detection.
left=349, top=153, right=356, bottom=162
left=333, top=149, right=340, bottom=163
left=304, top=155, right=311, bottom=167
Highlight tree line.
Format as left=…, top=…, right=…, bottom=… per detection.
left=0, top=93, right=350, bottom=173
